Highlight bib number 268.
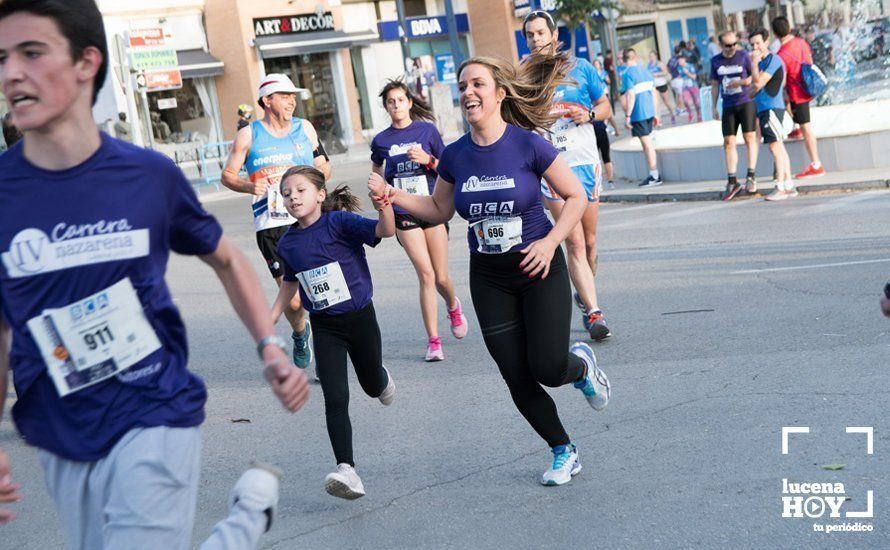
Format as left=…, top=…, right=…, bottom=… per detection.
left=312, top=282, right=331, bottom=294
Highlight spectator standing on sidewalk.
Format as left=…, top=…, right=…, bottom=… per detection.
left=621, top=49, right=662, bottom=187
left=711, top=31, right=759, bottom=200
left=772, top=16, right=826, bottom=179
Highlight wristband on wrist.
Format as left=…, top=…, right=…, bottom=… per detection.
left=257, top=335, right=287, bottom=361
left=426, top=156, right=437, bottom=171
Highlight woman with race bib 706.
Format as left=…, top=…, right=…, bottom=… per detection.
left=369, top=80, right=468, bottom=363
left=369, top=53, right=612, bottom=487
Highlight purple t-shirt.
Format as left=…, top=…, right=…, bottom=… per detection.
left=279, top=211, right=379, bottom=316
left=0, top=134, right=221, bottom=461
left=437, top=125, right=557, bottom=254
left=710, top=50, right=754, bottom=108
left=370, top=120, right=445, bottom=215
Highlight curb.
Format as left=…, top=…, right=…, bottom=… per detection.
left=600, top=179, right=890, bottom=203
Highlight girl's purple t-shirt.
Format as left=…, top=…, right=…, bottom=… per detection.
left=370, top=120, right=445, bottom=215
left=437, top=124, right=558, bottom=254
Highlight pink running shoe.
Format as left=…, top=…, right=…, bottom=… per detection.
left=448, top=298, right=469, bottom=339
left=425, top=337, right=444, bottom=362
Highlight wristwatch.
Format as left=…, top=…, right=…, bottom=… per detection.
left=588, top=108, right=596, bottom=122
left=256, top=335, right=288, bottom=360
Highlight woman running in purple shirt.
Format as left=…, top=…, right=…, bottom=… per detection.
left=369, top=53, right=613, bottom=486
left=369, top=80, right=468, bottom=362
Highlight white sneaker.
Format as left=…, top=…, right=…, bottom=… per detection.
left=378, top=365, right=395, bottom=406
left=764, top=188, right=790, bottom=201
left=324, top=463, right=366, bottom=500
left=541, top=444, right=581, bottom=486
left=229, top=462, right=282, bottom=532
left=570, top=342, right=611, bottom=411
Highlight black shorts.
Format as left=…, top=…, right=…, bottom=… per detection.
left=631, top=118, right=654, bottom=137
left=758, top=109, right=785, bottom=144
left=790, top=101, right=811, bottom=124
left=594, top=124, right=611, bottom=164
left=256, top=225, right=290, bottom=278
left=656, top=83, right=669, bottom=93
left=395, top=212, right=447, bottom=232
left=721, top=101, right=757, bottom=137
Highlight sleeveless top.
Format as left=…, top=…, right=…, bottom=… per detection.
left=245, top=118, right=314, bottom=232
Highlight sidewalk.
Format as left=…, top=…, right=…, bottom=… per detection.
left=602, top=167, right=890, bottom=202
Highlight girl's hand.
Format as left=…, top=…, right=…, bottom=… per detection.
left=519, top=237, right=558, bottom=279
left=368, top=191, right=390, bottom=211
left=368, top=172, right=388, bottom=201
left=407, top=146, right=431, bottom=166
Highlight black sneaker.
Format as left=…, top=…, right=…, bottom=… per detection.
left=745, top=174, right=758, bottom=194
left=585, top=311, right=612, bottom=341
left=638, top=174, right=663, bottom=187
left=723, top=181, right=743, bottom=201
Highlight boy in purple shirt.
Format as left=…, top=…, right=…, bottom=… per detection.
left=711, top=30, right=760, bottom=200
left=0, top=0, right=309, bottom=546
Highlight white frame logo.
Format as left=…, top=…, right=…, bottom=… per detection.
left=780, top=426, right=875, bottom=534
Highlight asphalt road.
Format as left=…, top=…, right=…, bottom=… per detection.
left=3, top=180, right=889, bottom=549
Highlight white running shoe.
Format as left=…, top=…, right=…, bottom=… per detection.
left=324, top=463, right=366, bottom=500
left=378, top=365, right=395, bottom=406
left=764, top=188, right=790, bottom=201
left=541, top=443, right=581, bottom=486
left=229, top=462, right=282, bottom=532
left=570, top=342, right=611, bottom=411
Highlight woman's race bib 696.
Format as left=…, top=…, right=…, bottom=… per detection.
left=472, top=216, right=523, bottom=254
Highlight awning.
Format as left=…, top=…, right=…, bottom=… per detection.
left=255, top=30, right=379, bottom=59
left=177, top=49, right=225, bottom=78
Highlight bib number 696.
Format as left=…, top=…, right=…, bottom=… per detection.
left=487, top=227, right=505, bottom=239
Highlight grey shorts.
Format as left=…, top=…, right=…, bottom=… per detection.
left=39, top=426, right=202, bottom=550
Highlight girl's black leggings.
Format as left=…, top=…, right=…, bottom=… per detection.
left=311, top=303, right=388, bottom=466
left=469, top=247, right=585, bottom=448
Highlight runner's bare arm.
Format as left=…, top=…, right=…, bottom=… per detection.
left=624, top=90, right=636, bottom=127
left=221, top=126, right=265, bottom=195
left=592, top=93, right=612, bottom=122
left=371, top=193, right=395, bottom=238
left=386, top=175, right=455, bottom=225
left=201, top=237, right=309, bottom=412
left=271, top=281, right=300, bottom=325
left=749, top=62, right=770, bottom=97
left=711, top=82, right=721, bottom=119
left=303, top=121, right=332, bottom=181
left=0, top=320, right=21, bottom=524
left=371, top=163, right=384, bottom=176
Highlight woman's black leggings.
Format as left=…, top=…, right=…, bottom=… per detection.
left=594, top=123, right=611, bottom=164
left=469, top=247, right=585, bottom=448
left=311, top=303, right=388, bottom=466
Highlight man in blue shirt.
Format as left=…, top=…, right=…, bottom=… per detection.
left=0, top=0, right=309, bottom=546
left=749, top=27, right=797, bottom=201
left=620, top=48, right=662, bottom=186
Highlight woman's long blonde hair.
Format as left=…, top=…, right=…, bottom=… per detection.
left=457, top=52, right=573, bottom=133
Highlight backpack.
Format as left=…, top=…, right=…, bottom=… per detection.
left=801, top=62, right=828, bottom=98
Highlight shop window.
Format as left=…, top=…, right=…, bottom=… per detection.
left=404, top=0, right=427, bottom=17
left=617, top=23, right=659, bottom=59
left=147, top=78, right=220, bottom=144
left=265, top=53, right=346, bottom=154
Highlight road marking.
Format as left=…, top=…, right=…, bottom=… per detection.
left=732, top=257, right=890, bottom=274
left=603, top=200, right=750, bottom=230
left=784, top=190, right=888, bottom=217
left=599, top=202, right=676, bottom=215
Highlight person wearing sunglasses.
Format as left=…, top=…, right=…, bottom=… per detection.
left=710, top=30, right=759, bottom=201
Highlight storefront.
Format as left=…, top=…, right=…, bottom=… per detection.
left=205, top=1, right=377, bottom=147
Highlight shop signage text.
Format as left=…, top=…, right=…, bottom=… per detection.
left=254, top=13, right=335, bottom=37
left=128, top=27, right=170, bottom=48
left=131, top=49, right=178, bottom=72
left=378, top=14, right=470, bottom=41
left=144, top=70, right=183, bottom=92
left=129, top=27, right=182, bottom=92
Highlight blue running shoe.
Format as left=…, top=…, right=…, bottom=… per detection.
left=541, top=443, right=581, bottom=486
left=292, top=321, right=313, bottom=369
left=571, top=342, right=611, bottom=411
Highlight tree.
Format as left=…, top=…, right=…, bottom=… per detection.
left=554, top=0, right=621, bottom=60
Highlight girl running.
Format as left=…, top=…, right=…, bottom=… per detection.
left=524, top=10, right=613, bottom=340
left=677, top=56, right=702, bottom=122
left=370, top=80, right=468, bottom=362
left=369, top=53, right=612, bottom=486
left=271, top=166, right=395, bottom=500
